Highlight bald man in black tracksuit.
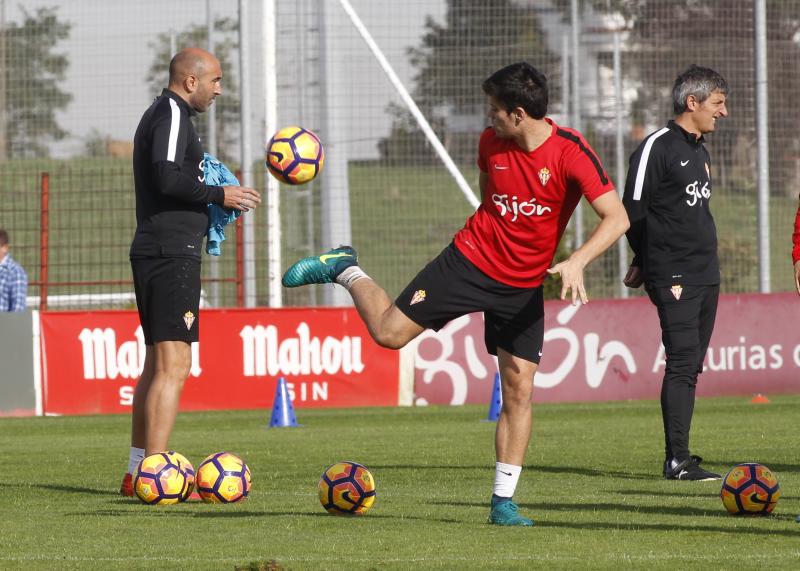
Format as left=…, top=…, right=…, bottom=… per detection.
left=120, top=48, right=261, bottom=497
left=623, top=65, right=729, bottom=481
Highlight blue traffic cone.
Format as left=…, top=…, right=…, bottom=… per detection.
left=483, top=372, right=502, bottom=422
left=269, top=377, right=299, bottom=428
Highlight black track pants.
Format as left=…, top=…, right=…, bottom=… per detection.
left=647, top=284, right=719, bottom=461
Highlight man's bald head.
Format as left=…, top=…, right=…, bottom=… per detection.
left=169, top=48, right=217, bottom=86
left=167, top=47, right=223, bottom=113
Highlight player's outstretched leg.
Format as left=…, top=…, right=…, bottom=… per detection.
left=488, top=494, right=534, bottom=526
left=282, top=245, right=358, bottom=287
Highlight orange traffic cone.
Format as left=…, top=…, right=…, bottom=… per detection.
left=750, top=393, right=770, bottom=404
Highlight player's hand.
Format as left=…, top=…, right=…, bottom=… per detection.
left=794, top=261, right=800, bottom=295
left=623, top=265, right=643, bottom=288
left=547, top=258, right=588, bottom=305
left=222, top=185, right=261, bottom=212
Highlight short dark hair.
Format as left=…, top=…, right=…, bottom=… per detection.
left=0, top=229, right=8, bottom=247
left=672, top=64, right=729, bottom=115
left=482, top=62, right=548, bottom=120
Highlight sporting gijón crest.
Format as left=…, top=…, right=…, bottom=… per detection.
left=538, top=167, right=551, bottom=186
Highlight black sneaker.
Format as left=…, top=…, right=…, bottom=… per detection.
left=664, top=455, right=696, bottom=477
left=664, top=455, right=721, bottom=481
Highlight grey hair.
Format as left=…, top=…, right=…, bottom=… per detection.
left=672, top=65, right=728, bottom=115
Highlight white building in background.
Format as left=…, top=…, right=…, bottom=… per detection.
left=522, top=2, right=643, bottom=137
left=441, top=2, right=640, bottom=144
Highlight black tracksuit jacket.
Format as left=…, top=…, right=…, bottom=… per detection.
left=130, top=89, right=225, bottom=260
left=622, top=120, right=720, bottom=287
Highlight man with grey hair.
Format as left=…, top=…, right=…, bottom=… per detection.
left=622, top=64, right=728, bottom=481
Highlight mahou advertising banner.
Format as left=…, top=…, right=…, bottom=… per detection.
left=40, top=308, right=400, bottom=416
left=414, top=293, right=800, bottom=405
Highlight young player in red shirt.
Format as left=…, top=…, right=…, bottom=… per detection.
left=282, top=62, right=629, bottom=526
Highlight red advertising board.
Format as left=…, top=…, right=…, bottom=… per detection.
left=40, top=308, right=400, bottom=416
left=36, top=293, right=800, bottom=416
left=414, top=293, right=800, bottom=405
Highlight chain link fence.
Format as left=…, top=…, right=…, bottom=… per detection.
left=1, top=0, right=797, bottom=309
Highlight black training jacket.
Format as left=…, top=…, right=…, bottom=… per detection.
left=622, top=120, right=720, bottom=286
left=130, top=89, right=225, bottom=260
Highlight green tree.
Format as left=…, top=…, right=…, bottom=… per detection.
left=0, top=7, right=72, bottom=158
left=379, top=0, right=557, bottom=164
left=146, top=18, right=240, bottom=165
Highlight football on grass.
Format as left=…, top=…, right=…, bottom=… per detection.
left=318, top=461, right=376, bottom=515
left=134, top=452, right=191, bottom=505
left=195, top=451, right=251, bottom=503
left=720, top=463, right=780, bottom=515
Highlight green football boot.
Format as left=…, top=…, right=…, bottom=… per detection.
left=488, top=495, right=534, bottom=527
left=281, top=246, right=358, bottom=287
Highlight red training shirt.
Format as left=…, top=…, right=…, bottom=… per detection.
left=453, top=119, right=615, bottom=288
left=793, top=204, right=800, bottom=263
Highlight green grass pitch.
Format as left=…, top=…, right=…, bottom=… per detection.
left=1, top=395, right=799, bottom=570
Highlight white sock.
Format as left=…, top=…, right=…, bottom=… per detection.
left=493, top=462, right=522, bottom=498
left=336, top=266, right=369, bottom=290
left=127, top=446, right=145, bottom=474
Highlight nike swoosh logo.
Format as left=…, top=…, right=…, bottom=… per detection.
left=499, top=471, right=513, bottom=476
left=319, top=252, right=352, bottom=264
left=677, top=469, right=688, bottom=478
left=494, top=165, right=509, bottom=170
left=680, top=160, right=689, bottom=166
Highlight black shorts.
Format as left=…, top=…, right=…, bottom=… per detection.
left=396, top=243, right=544, bottom=363
left=131, top=257, right=201, bottom=345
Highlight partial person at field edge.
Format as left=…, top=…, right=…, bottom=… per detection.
left=622, top=64, right=728, bottom=481
left=791, top=203, right=800, bottom=294
left=0, top=229, right=28, bottom=312
left=120, top=47, right=261, bottom=497
left=281, top=62, right=630, bottom=526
